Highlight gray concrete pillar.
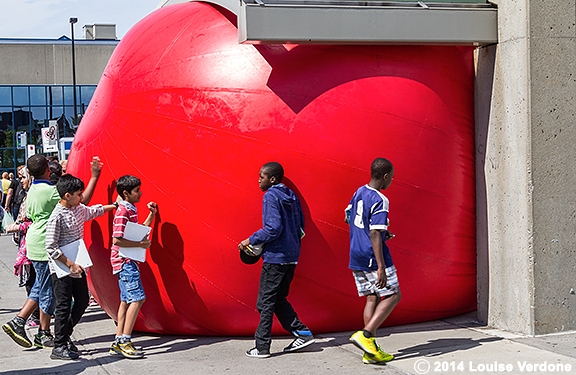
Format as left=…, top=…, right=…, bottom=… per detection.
left=476, top=0, right=576, bottom=335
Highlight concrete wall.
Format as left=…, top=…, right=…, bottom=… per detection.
left=0, top=43, right=116, bottom=85
left=477, top=0, right=576, bottom=335
left=530, top=0, right=576, bottom=335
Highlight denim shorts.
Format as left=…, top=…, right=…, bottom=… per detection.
left=118, top=261, right=146, bottom=303
left=28, top=261, right=56, bottom=315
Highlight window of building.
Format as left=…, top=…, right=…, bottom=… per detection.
left=0, top=84, right=97, bottom=173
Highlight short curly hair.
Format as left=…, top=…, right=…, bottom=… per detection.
left=371, top=158, right=393, bottom=179
left=27, top=154, right=49, bottom=179
left=261, top=162, right=284, bottom=183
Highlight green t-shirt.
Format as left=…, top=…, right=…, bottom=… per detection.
left=25, top=180, right=60, bottom=261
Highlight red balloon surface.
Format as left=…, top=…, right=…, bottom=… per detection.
left=69, top=2, right=476, bottom=335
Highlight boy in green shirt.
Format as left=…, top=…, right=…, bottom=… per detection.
left=2, top=155, right=102, bottom=350
left=2, top=155, right=59, bottom=349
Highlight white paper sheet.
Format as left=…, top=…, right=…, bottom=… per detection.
left=51, top=239, right=92, bottom=278
left=118, top=221, right=152, bottom=262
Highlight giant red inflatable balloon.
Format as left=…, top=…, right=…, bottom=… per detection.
left=69, top=2, right=476, bottom=335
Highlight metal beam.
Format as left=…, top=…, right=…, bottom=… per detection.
left=238, top=1, right=498, bottom=45
left=161, top=0, right=498, bottom=46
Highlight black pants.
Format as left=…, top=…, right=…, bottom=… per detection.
left=255, top=263, right=308, bottom=352
left=51, top=273, right=89, bottom=347
left=24, top=265, right=40, bottom=321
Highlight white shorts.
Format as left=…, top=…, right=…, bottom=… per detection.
left=353, top=265, right=400, bottom=297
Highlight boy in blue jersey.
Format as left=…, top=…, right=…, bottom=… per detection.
left=239, top=162, right=315, bottom=358
left=346, top=157, right=401, bottom=364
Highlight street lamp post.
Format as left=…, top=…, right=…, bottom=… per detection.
left=69, top=17, right=78, bottom=127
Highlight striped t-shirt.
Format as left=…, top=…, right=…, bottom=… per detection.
left=110, top=201, right=139, bottom=274
left=45, top=203, right=105, bottom=275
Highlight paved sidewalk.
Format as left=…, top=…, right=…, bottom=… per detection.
left=1, top=234, right=575, bottom=375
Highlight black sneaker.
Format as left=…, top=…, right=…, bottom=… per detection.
left=2, top=319, right=32, bottom=348
left=67, top=340, right=78, bottom=353
left=34, top=331, right=55, bottom=348
left=50, top=345, right=80, bottom=360
left=283, top=331, right=316, bottom=352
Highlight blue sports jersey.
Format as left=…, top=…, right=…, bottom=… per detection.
left=346, top=185, right=394, bottom=271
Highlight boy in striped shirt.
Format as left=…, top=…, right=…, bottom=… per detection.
left=109, top=175, right=157, bottom=359
left=46, top=174, right=117, bottom=360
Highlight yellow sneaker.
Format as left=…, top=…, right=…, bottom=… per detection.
left=362, top=346, right=394, bottom=363
left=350, top=331, right=379, bottom=356
left=362, top=352, right=394, bottom=365
left=374, top=344, right=395, bottom=362
left=109, top=342, right=122, bottom=356
left=363, top=352, right=380, bottom=364
left=118, top=341, right=144, bottom=359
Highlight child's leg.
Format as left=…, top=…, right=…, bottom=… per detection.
left=39, top=309, right=52, bottom=331
left=28, top=261, right=56, bottom=331
left=18, top=298, right=38, bottom=320
left=116, top=262, right=146, bottom=338
left=363, top=294, right=380, bottom=326
left=274, top=265, right=308, bottom=333
left=25, top=265, right=41, bottom=323
left=363, top=291, right=402, bottom=335
left=254, top=263, right=287, bottom=353
left=122, top=299, right=145, bottom=336
left=52, top=276, right=73, bottom=348
left=116, top=302, right=128, bottom=337
left=69, top=276, right=90, bottom=331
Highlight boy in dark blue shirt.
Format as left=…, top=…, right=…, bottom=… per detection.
left=239, top=162, right=315, bottom=358
left=346, top=157, right=402, bottom=364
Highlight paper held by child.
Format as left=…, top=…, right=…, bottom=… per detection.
left=51, top=239, right=93, bottom=278
left=118, top=221, right=152, bottom=262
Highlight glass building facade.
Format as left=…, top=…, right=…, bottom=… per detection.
left=0, top=84, right=96, bottom=173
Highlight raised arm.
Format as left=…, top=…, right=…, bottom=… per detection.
left=81, top=156, right=103, bottom=205
left=143, top=201, right=157, bottom=227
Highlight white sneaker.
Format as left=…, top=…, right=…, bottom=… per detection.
left=245, top=347, right=270, bottom=358
left=283, top=335, right=315, bottom=352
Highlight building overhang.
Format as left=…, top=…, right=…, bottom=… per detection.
left=160, top=0, right=498, bottom=46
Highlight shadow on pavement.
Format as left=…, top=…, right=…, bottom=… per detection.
left=394, top=336, right=502, bottom=359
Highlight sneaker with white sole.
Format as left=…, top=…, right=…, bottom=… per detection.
left=283, top=330, right=315, bottom=352
left=362, top=349, right=394, bottom=364
left=110, top=341, right=143, bottom=355
left=118, top=341, right=144, bottom=359
left=245, top=347, right=270, bottom=358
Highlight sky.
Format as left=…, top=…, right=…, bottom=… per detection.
left=0, top=0, right=165, bottom=39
